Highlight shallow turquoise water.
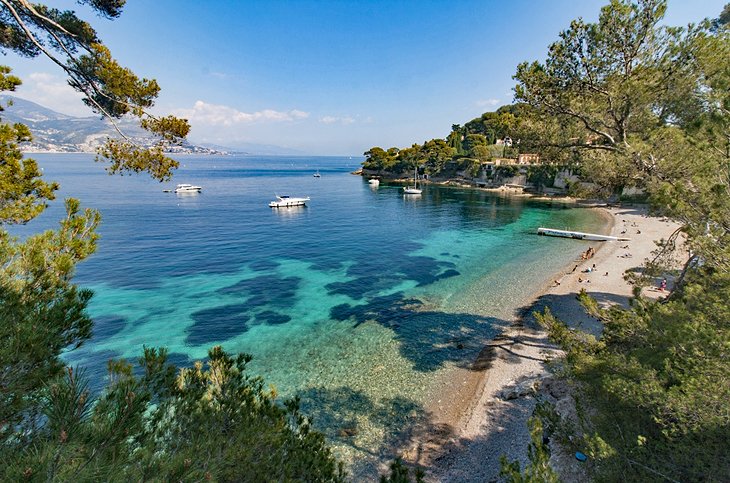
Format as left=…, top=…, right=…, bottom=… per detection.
left=18, top=154, right=606, bottom=474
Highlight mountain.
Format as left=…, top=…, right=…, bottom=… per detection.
left=0, top=96, right=226, bottom=154
left=0, top=96, right=74, bottom=123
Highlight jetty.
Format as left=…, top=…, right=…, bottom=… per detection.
left=537, top=227, right=630, bottom=242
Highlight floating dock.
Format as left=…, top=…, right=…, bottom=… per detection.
left=537, top=227, right=630, bottom=242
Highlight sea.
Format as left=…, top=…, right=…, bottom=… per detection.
left=14, top=153, right=606, bottom=475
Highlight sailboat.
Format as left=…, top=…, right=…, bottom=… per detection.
left=403, top=166, right=422, bottom=194
left=313, top=170, right=321, bottom=178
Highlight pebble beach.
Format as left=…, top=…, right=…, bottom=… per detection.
left=399, top=204, right=683, bottom=481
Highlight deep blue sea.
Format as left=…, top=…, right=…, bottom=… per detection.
left=16, top=153, right=606, bottom=474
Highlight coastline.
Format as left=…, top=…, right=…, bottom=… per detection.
left=399, top=204, right=682, bottom=481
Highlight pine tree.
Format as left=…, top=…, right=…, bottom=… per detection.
left=515, top=1, right=730, bottom=480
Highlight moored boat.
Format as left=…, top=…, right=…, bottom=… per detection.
left=269, top=195, right=310, bottom=208
left=174, top=183, right=202, bottom=194
left=403, top=167, right=422, bottom=194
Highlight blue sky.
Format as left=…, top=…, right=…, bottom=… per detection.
left=5, top=0, right=728, bottom=155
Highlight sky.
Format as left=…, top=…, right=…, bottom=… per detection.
left=4, top=0, right=728, bottom=155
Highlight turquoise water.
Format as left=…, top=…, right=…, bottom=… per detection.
left=18, top=154, right=606, bottom=474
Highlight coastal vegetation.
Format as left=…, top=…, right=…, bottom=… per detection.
left=361, top=92, right=587, bottom=194
left=2, top=0, right=728, bottom=481
left=362, top=105, right=529, bottom=179
left=503, top=0, right=730, bottom=481
left=364, top=0, right=729, bottom=480
left=0, top=1, right=344, bottom=481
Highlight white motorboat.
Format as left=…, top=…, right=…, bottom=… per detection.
left=269, top=195, right=310, bottom=208
left=313, top=170, right=321, bottom=178
left=368, top=178, right=380, bottom=186
left=537, top=227, right=630, bottom=241
left=403, top=167, right=422, bottom=194
left=174, top=183, right=202, bottom=194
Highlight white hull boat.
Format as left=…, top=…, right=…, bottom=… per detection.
left=174, top=183, right=202, bottom=194
left=368, top=178, right=380, bottom=186
left=537, top=227, right=630, bottom=241
left=403, top=167, right=422, bottom=194
left=269, top=195, right=310, bottom=208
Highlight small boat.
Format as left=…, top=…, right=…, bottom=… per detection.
left=537, top=227, right=630, bottom=241
left=368, top=178, right=380, bottom=186
left=269, top=195, right=310, bottom=208
left=313, top=170, right=321, bottom=178
left=403, top=166, right=422, bottom=194
left=174, top=183, right=202, bottom=194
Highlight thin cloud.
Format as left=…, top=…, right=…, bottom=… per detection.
left=319, top=115, right=355, bottom=125
left=476, top=98, right=500, bottom=108
left=14, top=72, right=87, bottom=116
left=175, top=100, right=309, bottom=126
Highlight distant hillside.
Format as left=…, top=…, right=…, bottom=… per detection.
left=0, top=95, right=226, bottom=155
left=198, top=141, right=305, bottom=156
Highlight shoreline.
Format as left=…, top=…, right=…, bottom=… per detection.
left=361, top=172, right=611, bottom=206
left=398, top=204, right=682, bottom=481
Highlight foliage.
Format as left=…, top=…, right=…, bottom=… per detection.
left=446, top=124, right=465, bottom=155
left=0, top=78, right=100, bottom=442
left=515, top=0, right=730, bottom=273
left=536, top=269, right=730, bottom=482
left=363, top=145, right=410, bottom=173
left=500, top=417, right=560, bottom=483
left=2, top=346, right=346, bottom=481
left=463, top=158, right=482, bottom=177
left=494, top=164, right=520, bottom=178
left=0, top=0, right=190, bottom=181
left=512, top=0, right=730, bottom=195
left=420, top=138, right=455, bottom=174
left=362, top=105, right=535, bottom=177
left=379, top=458, right=425, bottom=483
left=0, top=3, right=345, bottom=481
left=518, top=2, right=730, bottom=481
left=462, top=104, right=529, bottom=144
left=363, top=140, right=455, bottom=176
left=463, top=133, right=490, bottom=161
left=526, top=165, right=561, bottom=190
left=0, top=122, right=56, bottom=224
